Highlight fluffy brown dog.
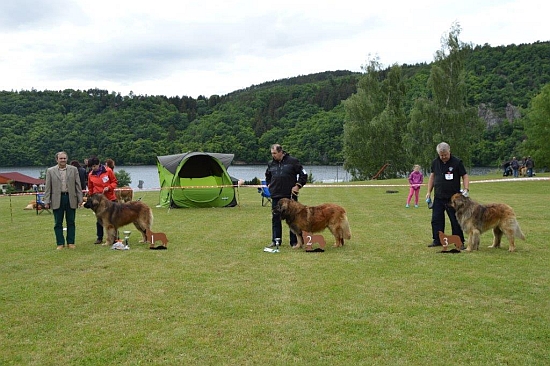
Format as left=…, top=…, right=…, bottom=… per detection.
left=449, top=193, right=525, bottom=252
left=84, top=193, right=153, bottom=245
left=275, top=198, right=351, bottom=248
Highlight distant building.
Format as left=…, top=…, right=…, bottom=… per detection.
left=0, top=172, right=45, bottom=192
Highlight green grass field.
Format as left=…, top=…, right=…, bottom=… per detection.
left=1, top=174, right=549, bottom=365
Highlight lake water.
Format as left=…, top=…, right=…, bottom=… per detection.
left=0, top=165, right=496, bottom=190
left=0, top=165, right=351, bottom=189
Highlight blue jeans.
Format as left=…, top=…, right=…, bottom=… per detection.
left=430, top=197, right=464, bottom=245
left=271, top=196, right=298, bottom=246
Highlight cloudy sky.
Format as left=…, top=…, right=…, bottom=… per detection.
left=1, top=0, right=547, bottom=98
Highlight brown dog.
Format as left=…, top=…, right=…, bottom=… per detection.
left=274, top=198, right=351, bottom=248
left=438, top=231, right=462, bottom=251
left=449, top=193, right=525, bottom=252
left=302, top=231, right=326, bottom=251
left=115, top=187, right=134, bottom=203
left=146, top=229, right=169, bottom=248
left=84, top=193, right=153, bottom=245
left=519, top=166, right=527, bottom=177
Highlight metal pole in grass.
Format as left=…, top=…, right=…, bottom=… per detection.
left=35, top=186, right=39, bottom=215
left=9, top=193, right=13, bottom=223
left=235, top=181, right=241, bottom=207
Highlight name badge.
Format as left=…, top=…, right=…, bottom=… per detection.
left=445, top=173, right=453, bottom=180
left=102, top=176, right=109, bottom=183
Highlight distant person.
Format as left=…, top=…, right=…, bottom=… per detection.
left=525, top=156, right=534, bottom=177
left=83, top=158, right=92, bottom=177
left=425, top=142, right=469, bottom=248
left=70, top=160, right=87, bottom=191
left=105, top=158, right=115, bottom=171
left=87, top=156, right=118, bottom=244
left=265, top=144, right=307, bottom=249
left=510, top=157, right=519, bottom=178
left=502, top=160, right=512, bottom=177
left=406, top=164, right=423, bottom=208
left=43, top=151, right=83, bottom=250
left=518, top=157, right=527, bottom=176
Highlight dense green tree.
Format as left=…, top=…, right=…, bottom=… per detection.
left=343, top=59, right=408, bottom=179
left=521, top=83, right=550, bottom=169
left=1, top=40, right=549, bottom=169
left=404, top=23, right=484, bottom=170
left=284, top=105, right=346, bottom=164
left=115, top=169, right=132, bottom=187
left=471, top=121, right=525, bottom=167
left=466, top=42, right=550, bottom=109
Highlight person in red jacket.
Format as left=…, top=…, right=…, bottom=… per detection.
left=87, top=156, right=118, bottom=244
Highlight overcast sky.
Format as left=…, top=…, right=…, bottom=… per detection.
left=1, top=0, right=547, bottom=98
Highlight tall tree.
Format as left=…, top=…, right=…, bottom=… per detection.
left=343, top=58, right=408, bottom=179
left=404, top=22, right=484, bottom=170
left=521, top=83, right=550, bottom=168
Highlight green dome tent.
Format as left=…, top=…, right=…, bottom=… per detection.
left=156, top=152, right=238, bottom=208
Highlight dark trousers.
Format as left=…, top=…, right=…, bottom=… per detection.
left=431, top=197, right=464, bottom=244
left=271, top=196, right=298, bottom=246
left=53, top=194, right=76, bottom=245
left=96, top=221, right=104, bottom=240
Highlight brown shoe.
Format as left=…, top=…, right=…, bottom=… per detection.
left=94, top=239, right=102, bottom=244
left=56, top=245, right=64, bottom=250
left=68, top=244, right=76, bottom=249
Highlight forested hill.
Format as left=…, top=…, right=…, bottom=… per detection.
left=0, top=41, right=549, bottom=168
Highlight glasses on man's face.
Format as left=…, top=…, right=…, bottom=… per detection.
left=58, top=157, right=67, bottom=160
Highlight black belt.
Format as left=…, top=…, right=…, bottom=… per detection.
left=61, top=192, right=69, bottom=195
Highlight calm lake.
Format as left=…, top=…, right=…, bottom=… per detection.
left=0, top=165, right=352, bottom=189
left=1, top=165, right=495, bottom=190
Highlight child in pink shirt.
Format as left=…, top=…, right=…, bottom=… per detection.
left=406, top=165, right=423, bottom=208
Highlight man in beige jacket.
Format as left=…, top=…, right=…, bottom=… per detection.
left=44, top=151, right=83, bottom=249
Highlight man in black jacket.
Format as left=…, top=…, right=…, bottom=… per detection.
left=265, top=144, right=308, bottom=248
left=425, top=142, right=469, bottom=248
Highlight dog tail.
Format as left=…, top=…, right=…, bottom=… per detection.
left=514, top=222, right=525, bottom=240
left=342, top=214, right=352, bottom=240
left=149, top=210, right=154, bottom=228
